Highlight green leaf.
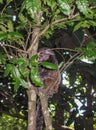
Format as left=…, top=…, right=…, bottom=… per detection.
left=29, top=55, right=38, bottom=67
left=0, top=53, right=6, bottom=64
left=41, top=62, right=58, bottom=70
left=73, top=21, right=90, bottom=32
left=0, top=33, right=7, bottom=41
left=76, top=0, right=89, bottom=15
left=77, top=42, right=96, bottom=60
left=24, top=0, right=41, bottom=18
left=15, top=58, right=28, bottom=77
left=8, top=32, right=24, bottom=39
left=13, top=78, right=20, bottom=90
left=18, top=63, right=26, bottom=72
left=0, top=32, right=23, bottom=41
left=0, top=16, right=11, bottom=22
left=19, top=79, right=29, bottom=88
left=6, top=0, right=12, bottom=3
left=9, top=58, right=16, bottom=64
left=0, top=25, right=7, bottom=32
left=58, top=0, right=71, bottom=16
left=0, top=0, right=3, bottom=4
left=11, top=66, right=21, bottom=78
left=7, top=20, right=14, bottom=32
left=18, top=13, right=28, bottom=23
left=22, top=71, right=29, bottom=78
left=16, top=58, right=27, bottom=65
left=30, top=67, right=43, bottom=87
left=19, top=64, right=28, bottom=77
left=43, top=0, right=56, bottom=10
left=4, top=64, right=13, bottom=77
left=30, top=55, right=38, bottom=61
left=87, top=42, right=96, bottom=49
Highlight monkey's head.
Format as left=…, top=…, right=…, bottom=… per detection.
left=38, top=48, right=55, bottom=62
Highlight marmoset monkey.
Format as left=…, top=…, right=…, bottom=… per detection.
left=36, top=48, right=61, bottom=130
left=38, top=48, right=61, bottom=96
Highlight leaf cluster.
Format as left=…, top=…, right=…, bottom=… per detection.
left=77, top=41, right=96, bottom=60
left=0, top=0, right=96, bottom=42
left=0, top=114, right=27, bottom=130
left=3, top=54, right=58, bottom=89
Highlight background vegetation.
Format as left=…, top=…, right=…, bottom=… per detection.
left=0, top=0, right=96, bottom=130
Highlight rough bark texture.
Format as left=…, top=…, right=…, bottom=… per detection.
left=27, top=10, right=61, bottom=130
left=27, top=11, right=43, bottom=57
left=27, top=88, right=37, bottom=130
left=27, top=11, right=43, bottom=130
left=39, top=90, right=53, bottom=130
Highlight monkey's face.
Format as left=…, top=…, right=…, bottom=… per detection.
left=38, top=49, right=54, bottom=62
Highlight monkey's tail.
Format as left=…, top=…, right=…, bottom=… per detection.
left=36, top=98, right=44, bottom=130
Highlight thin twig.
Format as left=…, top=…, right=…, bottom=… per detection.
left=25, top=24, right=32, bottom=49
left=50, top=47, right=79, bottom=52
left=0, top=22, right=8, bottom=28
left=1, top=45, right=10, bottom=59
left=60, top=52, right=83, bottom=73
left=1, top=1, right=11, bottom=16
left=1, top=44, right=27, bottom=53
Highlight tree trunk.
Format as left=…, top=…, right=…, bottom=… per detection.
left=39, top=90, right=53, bottom=130
left=27, top=11, right=43, bottom=130
left=27, top=87, right=37, bottom=130
left=27, top=10, right=53, bottom=130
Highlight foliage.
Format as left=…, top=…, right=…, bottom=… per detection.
left=77, top=41, right=96, bottom=60
left=0, top=0, right=95, bottom=40
left=49, top=67, right=96, bottom=129
left=0, top=114, right=27, bottom=130
left=0, top=0, right=96, bottom=88
left=0, top=0, right=96, bottom=129
left=2, top=54, right=58, bottom=88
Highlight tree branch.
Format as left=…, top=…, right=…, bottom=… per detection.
left=1, top=44, right=27, bottom=53
left=39, top=12, right=79, bottom=36
left=27, top=11, right=43, bottom=57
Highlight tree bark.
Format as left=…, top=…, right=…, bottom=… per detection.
left=27, top=11, right=43, bottom=130
left=27, top=10, right=53, bottom=130
left=39, top=90, right=53, bottom=130
left=27, top=11, right=43, bottom=57
left=27, top=87, right=37, bottom=130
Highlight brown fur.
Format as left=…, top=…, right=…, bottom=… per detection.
left=38, top=48, right=61, bottom=96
